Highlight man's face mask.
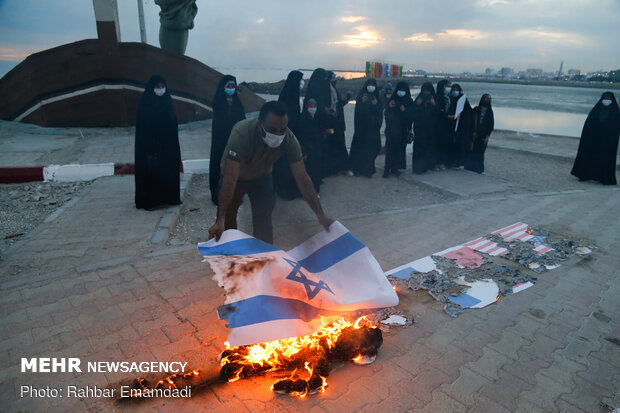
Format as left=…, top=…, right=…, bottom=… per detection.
left=451, top=90, right=460, bottom=98
left=366, top=85, right=376, bottom=93
left=396, top=90, right=406, bottom=97
left=154, top=87, right=166, bottom=97
left=261, top=125, right=285, bottom=148
left=224, top=87, right=236, bottom=96
left=602, top=99, right=612, bottom=107
left=307, top=106, right=317, bottom=115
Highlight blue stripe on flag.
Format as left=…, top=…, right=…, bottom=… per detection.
left=390, top=267, right=418, bottom=279
left=297, top=232, right=365, bottom=273
left=448, top=293, right=481, bottom=308
left=198, top=238, right=280, bottom=256
left=218, top=295, right=382, bottom=328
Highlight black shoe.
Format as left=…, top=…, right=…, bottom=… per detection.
left=382, top=171, right=390, bottom=178
left=391, top=169, right=401, bottom=177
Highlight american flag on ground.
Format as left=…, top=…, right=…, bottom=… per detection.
left=492, top=222, right=554, bottom=255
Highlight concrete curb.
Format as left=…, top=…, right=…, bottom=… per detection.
left=0, top=159, right=210, bottom=184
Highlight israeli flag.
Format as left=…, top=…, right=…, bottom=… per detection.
left=198, top=221, right=398, bottom=346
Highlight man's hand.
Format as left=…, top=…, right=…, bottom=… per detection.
left=416, top=97, right=423, bottom=105
left=389, top=100, right=397, bottom=108
left=318, top=215, right=334, bottom=231
left=208, top=219, right=225, bottom=241
left=400, top=105, right=406, bottom=112
left=371, top=96, right=378, bottom=105
left=484, top=136, right=490, bottom=144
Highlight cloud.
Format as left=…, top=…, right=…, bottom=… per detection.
left=476, top=0, right=513, bottom=6
left=341, top=16, right=366, bottom=23
left=328, top=26, right=382, bottom=48
left=256, top=18, right=264, bottom=24
left=513, top=27, right=585, bottom=45
left=0, top=47, right=30, bottom=61
left=436, top=29, right=488, bottom=40
left=404, top=33, right=434, bottom=42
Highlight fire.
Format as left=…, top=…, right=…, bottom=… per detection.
left=127, top=369, right=200, bottom=398
left=219, top=316, right=382, bottom=396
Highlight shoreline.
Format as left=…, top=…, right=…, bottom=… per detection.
left=243, top=76, right=619, bottom=95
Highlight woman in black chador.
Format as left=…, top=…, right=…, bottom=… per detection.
left=466, top=94, right=495, bottom=174
left=383, top=81, right=413, bottom=177
left=210, top=75, right=246, bottom=204
left=323, top=71, right=351, bottom=176
left=298, top=98, right=325, bottom=193
left=434, top=79, right=452, bottom=170
left=571, top=92, right=620, bottom=185
left=447, top=83, right=473, bottom=168
left=273, top=70, right=304, bottom=199
left=348, top=78, right=383, bottom=177
left=135, top=75, right=182, bottom=210
left=411, top=82, right=439, bottom=174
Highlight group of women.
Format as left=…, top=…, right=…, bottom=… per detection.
left=132, top=73, right=619, bottom=211
left=380, top=79, right=496, bottom=177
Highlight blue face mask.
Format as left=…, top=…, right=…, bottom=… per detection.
left=224, top=87, right=235, bottom=96
left=396, top=90, right=406, bottom=97
left=451, top=90, right=460, bottom=98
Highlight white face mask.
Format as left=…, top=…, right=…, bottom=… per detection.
left=154, top=87, right=166, bottom=97
left=307, top=107, right=317, bottom=115
left=299, top=80, right=305, bottom=90
left=396, top=90, right=406, bottom=97
left=261, top=125, right=286, bottom=148
left=601, top=99, right=612, bottom=107
left=366, top=85, right=376, bottom=93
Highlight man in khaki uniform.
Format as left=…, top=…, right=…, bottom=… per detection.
left=208, top=101, right=334, bottom=243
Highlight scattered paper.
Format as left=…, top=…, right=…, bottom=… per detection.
left=381, top=315, right=408, bottom=326
left=449, top=277, right=499, bottom=309
left=512, top=281, right=534, bottom=294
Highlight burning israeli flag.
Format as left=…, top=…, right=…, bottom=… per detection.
left=198, top=221, right=398, bottom=346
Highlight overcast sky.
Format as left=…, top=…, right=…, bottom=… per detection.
left=0, top=0, right=618, bottom=79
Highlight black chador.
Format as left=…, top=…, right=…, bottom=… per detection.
left=571, top=92, right=620, bottom=185
left=383, top=81, right=413, bottom=177
left=135, top=75, right=181, bottom=210
left=348, top=78, right=383, bottom=177
left=434, top=79, right=452, bottom=169
left=447, top=84, right=473, bottom=168
left=298, top=99, right=325, bottom=193
left=273, top=70, right=304, bottom=199
left=411, top=82, right=439, bottom=174
left=466, top=94, right=494, bottom=174
left=322, top=71, right=351, bottom=176
left=210, top=75, right=246, bottom=205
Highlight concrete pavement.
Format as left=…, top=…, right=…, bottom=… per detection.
left=1, top=167, right=619, bottom=411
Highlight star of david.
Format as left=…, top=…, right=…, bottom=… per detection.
left=283, top=258, right=335, bottom=300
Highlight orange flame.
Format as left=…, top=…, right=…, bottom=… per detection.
left=221, top=316, right=373, bottom=396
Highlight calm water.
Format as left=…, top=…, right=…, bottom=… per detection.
left=233, top=68, right=614, bottom=137
left=408, top=82, right=614, bottom=137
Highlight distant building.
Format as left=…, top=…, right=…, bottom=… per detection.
left=499, top=67, right=513, bottom=77
left=567, top=69, right=581, bottom=76
left=484, top=68, right=495, bottom=77
left=526, top=68, right=543, bottom=78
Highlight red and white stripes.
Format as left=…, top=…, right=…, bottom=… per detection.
left=492, top=222, right=553, bottom=255
left=463, top=237, right=509, bottom=256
